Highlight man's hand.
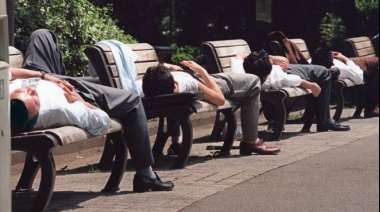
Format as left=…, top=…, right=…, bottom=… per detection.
left=63, top=87, right=85, bottom=103
left=63, top=88, right=99, bottom=109
left=164, top=63, right=183, bottom=71
left=180, top=61, right=206, bottom=74
left=332, top=51, right=349, bottom=63
left=63, top=87, right=99, bottom=110
left=44, top=74, right=74, bottom=92
left=270, top=55, right=290, bottom=69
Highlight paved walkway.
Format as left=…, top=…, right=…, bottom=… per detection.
left=12, top=108, right=379, bottom=211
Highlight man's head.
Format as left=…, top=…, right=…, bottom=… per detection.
left=142, top=64, right=176, bottom=97
left=311, top=47, right=334, bottom=68
left=10, top=87, right=40, bottom=133
left=243, top=49, right=273, bottom=84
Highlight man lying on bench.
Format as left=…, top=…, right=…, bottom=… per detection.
left=9, top=29, right=174, bottom=192
left=142, top=60, right=281, bottom=155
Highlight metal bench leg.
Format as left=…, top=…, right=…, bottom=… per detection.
left=98, top=137, right=115, bottom=170
left=209, top=111, right=227, bottom=141
left=152, top=117, right=172, bottom=157
left=102, top=131, right=127, bottom=192
left=171, top=115, right=193, bottom=169
left=12, top=134, right=58, bottom=212
left=270, top=99, right=287, bottom=141
left=30, top=149, right=56, bottom=212
left=16, top=152, right=40, bottom=191
left=353, top=84, right=365, bottom=118
left=220, top=108, right=237, bottom=154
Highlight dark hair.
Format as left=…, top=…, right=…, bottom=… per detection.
left=243, top=49, right=272, bottom=84
left=142, top=64, right=175, bottom=97
left=311, top=47, right=334, bottom=68
left=10, top=99, right=39, bottom=134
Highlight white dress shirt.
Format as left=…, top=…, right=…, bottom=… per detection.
left=230, top=57, right=302, bottom=90
left=10, top=78, right=110, bottom=135
left=307, top=58, right=364, bottom=84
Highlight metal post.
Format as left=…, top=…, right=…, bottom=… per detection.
left=0, top=0, right=11, bottom=211
left=6, top=0, right=14, bottom=46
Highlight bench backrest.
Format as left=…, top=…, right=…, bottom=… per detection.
left=289, top=38, right=311, bottom=60
left=85, top=43, right=160, bottom=89
left=9, top=46, right=23, bottom=68
left=344, top=36, right=376, bottom=58
left=201, top=39, right=251, bottom=74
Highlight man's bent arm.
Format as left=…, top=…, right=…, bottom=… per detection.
left=180, top=61, right=225, bottom=106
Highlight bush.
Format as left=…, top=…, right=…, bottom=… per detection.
left=170, top=44, right=202, bottom=64
left=319, top=12, right=347, bottom=49
left=14, top=0, right=137, bottom=76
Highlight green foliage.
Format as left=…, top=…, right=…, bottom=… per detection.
left=14, top=0, right=137, bottom=76
left=355, top=0, right=379, bottom=14
left=170, top=43, right=202, bottom=64
left=319, top=12, right=347, bottom=49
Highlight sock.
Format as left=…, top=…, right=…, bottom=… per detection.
left=137, top=166, right=156, bottom=179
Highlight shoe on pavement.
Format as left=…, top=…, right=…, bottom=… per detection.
left=317, top=120, right=351, bottom=132
left=133, top=172, right=175, bottom=192
left=239, top=139, right=281, bottom=155
left=364, top=108, right=379, bottom=118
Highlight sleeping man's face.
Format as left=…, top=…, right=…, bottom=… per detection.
left=10, top=87, right=40, bottom=117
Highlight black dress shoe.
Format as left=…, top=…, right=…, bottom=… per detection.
left=317, top=121, right=351, bottom=132
left=133, top=172, right=175, bottom=192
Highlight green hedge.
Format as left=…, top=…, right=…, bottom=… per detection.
left=14, top=0, right=137, bottom=76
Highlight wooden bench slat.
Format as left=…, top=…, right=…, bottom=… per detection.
left=356, top=48, right=375, bottom=57
left=353, top=40, right=374, bottom=49
left=206, top=39, right=248, bottom=48
left=214, top=46, right=251, bottom=58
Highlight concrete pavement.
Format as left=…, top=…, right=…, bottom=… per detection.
left=11, top=108, right=379, bottom=211
left=182, top=130, right=379, bottom=212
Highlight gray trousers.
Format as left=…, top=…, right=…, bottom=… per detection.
left=287, top=64, right=332, bottom=125
left=23, top=29, right=154, bottom=170
left=212, top=73, right=261, bottom=143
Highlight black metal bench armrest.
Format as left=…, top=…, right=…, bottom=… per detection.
left=142, top=92, right=205, bottom=109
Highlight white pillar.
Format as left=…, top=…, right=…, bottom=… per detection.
left=0, top=0, right=11, bottom=210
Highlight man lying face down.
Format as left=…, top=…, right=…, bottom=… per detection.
left=142, top=60, right=281, bottom=155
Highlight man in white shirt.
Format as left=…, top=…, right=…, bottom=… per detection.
left=10, top=29, right=174, bottom=192
left=311, top=47, right=379, bottom=118
left=142, top=61, right=281, bottom=155
left=10, top=76, right=110, bottom=135
left=238, top=50, right=351, bottom=132
left=231, top=51, right=321, bottom=97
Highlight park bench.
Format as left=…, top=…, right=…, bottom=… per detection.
left=10, top=46, right=128, bottom=212
left=201, top=39, right=313, bottom=141
left=343, top=36, right=377, bottom=58
left=268, top=38, right=365, bottom=119
left=84, top=42, right=239, bottom=169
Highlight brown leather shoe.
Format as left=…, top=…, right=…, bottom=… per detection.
left=364, top=109, right=379, bottom=118
left=239, top=139, right=281, bottom=155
